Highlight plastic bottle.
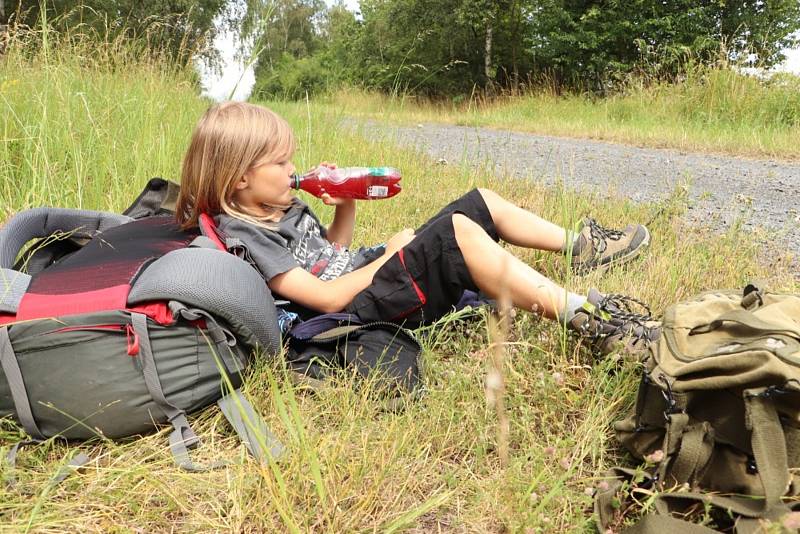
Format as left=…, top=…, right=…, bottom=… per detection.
left=290, top=166, right=402, bottom=200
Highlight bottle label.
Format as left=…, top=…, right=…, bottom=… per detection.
left=367, top=185, right=389, bottom=197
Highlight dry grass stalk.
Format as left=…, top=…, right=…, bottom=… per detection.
left=486, top=256, right=513, bottom=468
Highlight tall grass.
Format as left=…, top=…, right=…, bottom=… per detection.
left=0, top=26, right=207, bottom=218
left=1, top=28, right=798, bottom=533
left=326, top=66, right=800, bottom=160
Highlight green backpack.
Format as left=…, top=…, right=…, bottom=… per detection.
left=596, top=284, right=800, bottom=533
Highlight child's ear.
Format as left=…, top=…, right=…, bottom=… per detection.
left=234, top=173, right=249, bottom=191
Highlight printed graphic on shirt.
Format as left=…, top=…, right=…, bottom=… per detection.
left=290, top=211, right=357, bottom=280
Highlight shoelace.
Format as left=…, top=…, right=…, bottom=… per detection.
left=598, top=293, right=653, bottom=324
left=581, top=294, right=656, bottom=343
left=586, top=218, right=624, bottom=255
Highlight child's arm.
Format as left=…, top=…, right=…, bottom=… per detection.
left=323, top=195, right=356, bottom=247
left=268, top=228, right=415, bottom=313
left=313, top=162, right=357, bottom=247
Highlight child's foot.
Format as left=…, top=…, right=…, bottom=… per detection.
left=569, top=218, right=650, bottom=274
left=567, top=288, right=660, bottom=356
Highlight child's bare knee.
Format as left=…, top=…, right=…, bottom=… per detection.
left=476, top=187, right=498, bottom=203
left=451, top=213, right=481, bottom=238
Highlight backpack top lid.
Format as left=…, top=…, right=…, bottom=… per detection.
left=653, top=286, right=800, bottom=393
left=12, top=217, right=198, bottom=323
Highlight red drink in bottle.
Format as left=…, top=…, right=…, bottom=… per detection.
left=290, top=166, right=402, bottom=200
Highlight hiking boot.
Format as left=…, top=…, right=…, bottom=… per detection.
left=567, top=288, right=661, bottom=356
left=569, top=218, right=650, bottom=274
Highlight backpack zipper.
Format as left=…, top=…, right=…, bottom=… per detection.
left=19, top=324, right=140, bottom=356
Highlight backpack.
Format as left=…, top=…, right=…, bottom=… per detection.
left=285, top=312, right=423, bottom=409
left=595, top=284, right=800, bottom=533
left=0, top=206, right=285, bottom=473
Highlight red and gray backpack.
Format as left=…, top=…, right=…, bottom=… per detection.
left=0, top=205, right=284, bottom=472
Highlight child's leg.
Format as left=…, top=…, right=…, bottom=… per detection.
left=451, top=214, right=660, bottom=354
left=475, top=188, right=568, bottom=251
left=451, top=214, right=566, bottom=318
left=418, top=188, right=568, bottom=251
left=475, top=188, right=650, bottom=273
left=347, top=212, right=658, bottom=354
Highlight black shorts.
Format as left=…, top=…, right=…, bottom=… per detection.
left=346, top=189, right=498, bottom=327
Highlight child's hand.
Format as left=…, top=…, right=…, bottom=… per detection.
left=317, top=162, right=348, bottom=205
left=320, top=193, right=355, bottom=206
left=385, top=228, right=415, bottom=255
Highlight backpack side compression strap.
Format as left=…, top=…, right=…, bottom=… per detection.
left=131, top=313, right=211, bottom=471
left=0, top=327, right=44, bottom=440
left=217, top=390, right=285, bottom=462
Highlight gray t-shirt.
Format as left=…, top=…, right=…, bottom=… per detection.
left=215, top=199, right=378, bottom=282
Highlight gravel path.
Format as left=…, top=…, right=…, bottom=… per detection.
left=348, top=120, right=800, bottom=255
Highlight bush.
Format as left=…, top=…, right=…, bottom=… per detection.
left=251, top=53, right=333, bottom=101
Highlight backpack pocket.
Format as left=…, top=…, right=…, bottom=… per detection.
left=0, top=310, right=245, bottom=440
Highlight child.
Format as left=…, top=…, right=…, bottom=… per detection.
left=176, top=102, right=659, bottom=355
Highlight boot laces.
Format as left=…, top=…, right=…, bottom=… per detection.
left=586, top=218, right=625, bottom=254
left=583, top=294, right=654, bottom=342
left=598, top=293, right=653, bottom=324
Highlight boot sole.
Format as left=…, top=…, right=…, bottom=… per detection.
left=572, top=226, right=651, bottom=275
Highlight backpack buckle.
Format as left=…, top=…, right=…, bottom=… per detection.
left=741, top=284, right=763, bottom=310
left=656, top=373, right=682, bottom=420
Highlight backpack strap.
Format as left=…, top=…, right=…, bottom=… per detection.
left=597, top=387, right=796, bottom=532
left=198, top=213, right=226, bottom=251
left=133, top=312, right=284, bottom=468
left=595, top=467, right=796, bottom=533
left=0, top=326, right=44, bottom=440
left=131, top=313, right=213, bottom=471
left=217, top=389, right=285, bottom=462
left=0, top=269, right=31, bottom=314
left=743, top=388, right=792, bottom=519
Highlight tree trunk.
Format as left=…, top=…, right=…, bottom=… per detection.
left=484, top=21, right=493, bottom=92
left=0, top=0, right=7, bottom=58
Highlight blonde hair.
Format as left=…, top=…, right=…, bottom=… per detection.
left=176, top=101, right=296, bottom=230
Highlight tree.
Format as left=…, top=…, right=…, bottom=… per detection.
left=528, top=0, right=800, bottom=91
left=248, top=0, right=800, bottom=98
left=2, top=0, right=228, bottom=64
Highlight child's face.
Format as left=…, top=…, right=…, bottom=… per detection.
left=234, top=158, right=296, bottom=213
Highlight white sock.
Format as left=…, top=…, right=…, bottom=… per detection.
left=558, top=292, right=588, bottom=323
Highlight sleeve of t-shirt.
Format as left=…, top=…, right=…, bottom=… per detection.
left=216, top=216, right=300, bottom=281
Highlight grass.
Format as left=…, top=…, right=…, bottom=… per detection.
left=325, top=67, right=800, bottom=161
left=1, top=29, right=798, bottom=532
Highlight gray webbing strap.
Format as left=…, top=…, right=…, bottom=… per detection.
left=131, top=313, right=205, bottom=471
left=168, top=302, right=242, bottom=376
left=217, top=389, right=285, bottom=462
left=0, top=327, right=44, bottom=440
left=50, top=452, right=91, bottom=485
left=4, top=439, right=41, bottom=488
